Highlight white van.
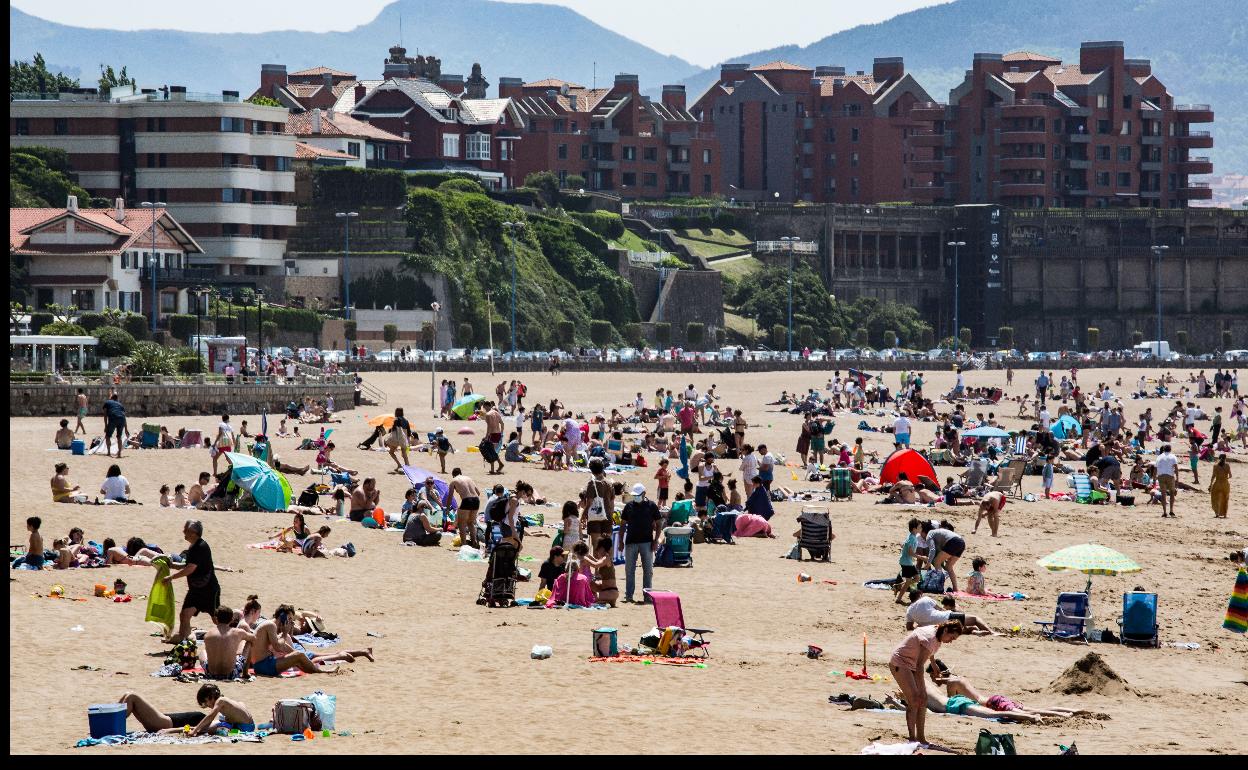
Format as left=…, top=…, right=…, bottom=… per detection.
left=1134, top=341, right=1177, bottom=360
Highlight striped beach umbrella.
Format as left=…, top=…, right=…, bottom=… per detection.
left=1038, top=544, right=1141, bottom=576
left=1225, top=568, right=1248, bottom=634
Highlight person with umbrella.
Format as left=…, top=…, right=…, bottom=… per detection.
left=165, top=520, right=220, bottom=644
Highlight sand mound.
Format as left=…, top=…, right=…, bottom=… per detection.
left=1047, top=652, right=1136, bottom=697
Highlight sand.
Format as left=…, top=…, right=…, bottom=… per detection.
left=8, top=366, right=1247, bottom=754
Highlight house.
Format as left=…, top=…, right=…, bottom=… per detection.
left=285, top=108, right=407, bottom=168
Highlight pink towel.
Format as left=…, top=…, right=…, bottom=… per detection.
left=546, top=571, right=596, bottom=608
left=734, top=513, right=773, bottom=538
left=950, top=590, right=1013, bottom=601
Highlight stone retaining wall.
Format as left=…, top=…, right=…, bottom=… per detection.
left=10, top=379, right=358, bottom=418
left=347, top=359, right=1191, bottom=376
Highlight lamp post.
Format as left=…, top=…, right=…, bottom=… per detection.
left=141, top=201, right=166, bottom=332
left=430, top=301, right=441, bottom=414
left=256, top=289, right=265, bottom=365
left=947, top=239, right=966, bottom=353
left=1152, top=244, right=1169, bottom=358
left=502, top=221, right=524, bottom=360
left=335, top=212, right=359, bottom=320
left=486, top=290, right=495, bottom=376
left=781, top=235, right=800, bottom=359
left=193, top=287, right=204, bottom=363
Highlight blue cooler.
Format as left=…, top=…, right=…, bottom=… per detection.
left=88, top=702, right=127, bottom=738
left=592, top=627, right=619, bottom=657
left=71, top=439, right=85, bottom=456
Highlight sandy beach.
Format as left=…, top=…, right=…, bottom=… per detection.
left=8, top=365, right=1246, bottom=754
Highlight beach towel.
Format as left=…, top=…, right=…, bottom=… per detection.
left=861, top=741, right=922, bottom=755
left=734, top=513, right=773, bottom=538
left=76, top=731, right=265, bottom=747
left=293, top=633, right=340, bottom=650
left=145, top=556, right=176, bottom=635
left=1225, top=568, right=1248, bottom=634
left=950, top=590, right=1024, bottom=602
left=545, top=571, right=595, bottom=608
left=247, top=539, right=282, bottom=550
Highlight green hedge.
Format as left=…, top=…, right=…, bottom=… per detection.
left=30, top=312, right=52, bottom=333
left=558, top=192, right=594, bottom=213
left=121, top=313, right=149, bottom=340
left=312, top=166, right=407, bottom=207
left=488, top=187, right=545, bottom=208
left=94, top=326, right=136, bottom=358
left=438, top=178, right=486, bottom=194
left=78, top=312, right=108, bottom=332
left=406, top=171, right=481, bottom=189
left=569, top=211, right=626, bottom=240
left=169, top=314, right=198, bottom=342
left=42, top=320, right=87, bottom=336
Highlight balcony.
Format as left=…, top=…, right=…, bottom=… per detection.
left=591, top=157, right=618, bottom=170
left=1139, top=101, right=1162, bottom=116
left=998, top=155, right=1049, bottom=171
left=1140, top=160, right=1162, bottom=172
left=1140, top=134, right=1163, bottom=145
left=910, top=157, right=953, bottom=174
left=1178, top=157, right=1213, bottom=175
left=1065, top=132, right=1091, bottom=143
left=589, top=128, right=619, bottom=143
left=996, top=128, right=1048, bottom=144
left=140, top=266, right=217, bottom=284
left=1179, top=182, right=1213, bottom=200
left=1063, top=157, right=1091, bottom=170
left=910, top=131, right=945, bottom=148
left=999, top=181, right=1046, bottom=195
left=1176, top=131, right=1213, bottom=149
left=910, top=101, right=947, bottom=120
left=1000, top=99, right=1053, bottom=117
left=667, top=160, right=691, bottom=172
left=1138, top=189, right=1161, bottom=199
left=1064, top=186, right=1089, bottom=196
left=1174, top=104, right=1214, bottom=123
left=666, top=131, right=691, bottom=146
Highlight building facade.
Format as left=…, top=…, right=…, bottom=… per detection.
left=285, top=108, right=406, bottom=169
left=503, top=74, right=719, bottom=198
left=691, top=58, right=936, bottom=204
left=10, top=85, right=297, bottom=276
left=11, top=195, right=205, bottom=319
left=923, top=41, right=1215, bottom=209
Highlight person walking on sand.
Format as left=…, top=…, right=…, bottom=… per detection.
left=1155, top=444, right=1179, bottom=518
left=164, top=520, right=220, bottom=644
left=74, top=388, right=88, bottom=434
left=102, top=391, right=127, bottom=459
left=1209, top=454, right=1231, bottom=519
left=446, top=468, right=482, bottom=549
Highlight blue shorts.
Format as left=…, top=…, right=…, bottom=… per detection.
left=252, top=655, right=279, bottom=677
left=896, top=433, right=910, bottom=446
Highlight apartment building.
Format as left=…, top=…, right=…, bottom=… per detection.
left=691, top=58, right=936, bottom=204
left=10, top=85, right=297, bottom=276
left=502, top=74, right=719, bottom=198
left=922, top=41, right=1215, bottom=209
left=11, top=195, right=204, bottom=318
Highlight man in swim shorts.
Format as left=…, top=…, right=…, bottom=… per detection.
left=446, top=468, right=481, bottom=548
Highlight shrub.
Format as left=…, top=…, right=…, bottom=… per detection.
left=94, top=326, right=136, bottom=358
left=261, top=321, right=278, bottom=345
left=667, top=215, right=688, bottom=230
left=556, top=320, right=575, bottom=347
left=773, top=325, right=787, bottom=350
left=41, top=320, right=86, bottom=336
left=564, top=174, right=587, bottom=191
left=489, top=187, right=545, bottom=208
left=490, top=321, right=511, bottom=350
left=713, top=212, right=737, bottom=230
left=569, top=211, right=625, bottom=240
left=654, top=322, right=672, bottom=347
left=343, top=320, right=357, bottom=342
left=1131, top=330, right=1144, bottom=346
left=524, top=171, right=559, bottom=205
left=383, top=323, right=399, bottom=350
left=30, top=311, right=53, bottom=333
left=882, top=329, right=897, bottom=349
left=589, top=320, right=613, bottom=347
left=312, top=166, right=406, bottom=207
left=1086, top=327, right=1100, bottom=351
left=623, top=323, right=643, bottom=347
left=693, top=214, right=713, bottom=230
left=828, top=328, right=846, bottom=348
left=997, top=326, right=1014, bottom=349
left=124, top=341, right=177, bottom=377
left=438, top=177, right=486, bottom=195
left=77, top=312, right=108, bottom=332
left=1176, top=329, right=1189, bottom=353
left=407, top=171, right=480, bottom=189
left=121, top=313, right=149, bottom=341
left=854, top=328, right=870, bottom=349
left=168, top=314, right=197, bottom=342
left=457, top=322, right=474, bottom=347
left=798, top=324, right=814, bottom=348
left=214, top=316, right=237, bottom=336
left=958, top=327, right=972, bottom=350
left=177, top=355, right=205, bottom=374
left=686, top=322, right=705, bottom=348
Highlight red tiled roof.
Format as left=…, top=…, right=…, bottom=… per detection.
left=285, top=110, right=406, bottom=142
left=294, top=142, right=357, bottom=160
left=751, top=61, right=812, bottom=72
left=818, top=74, right=881, bottom=96
left=11, top=207, right=200, bottom=255
left=525, top=78, right=584, bottom=89
left=1002, top=71, right=1039, bottom=83
left=1004, top=51, right=1062, bottom=63
left=1042, top=65, right=1097, bottom=86
left=290, top=66, right=355, bottom=77
left=288, top=83, right=324, bottom=98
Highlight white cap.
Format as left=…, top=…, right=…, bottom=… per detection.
left=631, top=483, right=646, bottom=496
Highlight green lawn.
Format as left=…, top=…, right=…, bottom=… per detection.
left=711, top=255, right=763, bottom=282
left=609, top=230, right=659, bottom=252
left=672, top=236, right=750, bottom=260
left=676, top=228, right=751, bottom=247
left=723, top=310, right=761, bottom=343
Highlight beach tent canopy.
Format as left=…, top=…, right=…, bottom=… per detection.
left=963, top=426, right=1011, bottom=439
left=400, top=465, right=455, bottom=510
left=225, top=452, right=292, bottom=511
left=879, top=448, right=938, bottom=485
left=1051, top=414, right=1082, bottom=439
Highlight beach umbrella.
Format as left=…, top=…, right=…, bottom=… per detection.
left=963, top=426, right=1011, bottom=439
left=367, top=413, right=397, bottom=429
left=1051, top=414, right=1082, bottom=439
left=261, top=407, right=268, bottom=438
left=224, top=452, right=292, bottom=511
left=1037, top=543, right=1141, bottom=594
left=452, top=394, right=486, bottom=419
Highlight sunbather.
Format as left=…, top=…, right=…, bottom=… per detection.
left=924, top=659, right=1091, bottom=721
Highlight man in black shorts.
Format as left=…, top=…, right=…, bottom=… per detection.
left=446, top=468, right=481, bottom=548
left=102, top=391, right=127, bottom=459
left=166, top=520, right=220, bottom=643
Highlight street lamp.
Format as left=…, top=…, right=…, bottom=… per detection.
left=141, top=201, right=166, bottom=332
left=430, top=301, right=441, bottom=413
left=192, top=287, right=205, bottom=361
left=1152, top=244, right=1169, bottom=358
left=485, top=290, right=496, bottom=377
left=335, top=212, right=359, bottom=320
left=780, top=236, right=800, bottom=358
left=502, top=221, right=524, bottom=359
left=947, top=239, right=966, bottom=353
left=256, top=289, right=266, bottom=364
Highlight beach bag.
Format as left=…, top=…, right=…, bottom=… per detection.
left=975, top=729, right=1017, bottom=756
left=384, top=426, right=404, bottom=449
left=478, top=438, right=500, bottom=464
left=304, top=691, right=336, bottom=731
left=586, top=480, right=608, bottom=522
left=297, top=484, right=320, bottom=507
left=272, top=699, right=321, bottom=734
left=919, top=569, right=948, bottom=594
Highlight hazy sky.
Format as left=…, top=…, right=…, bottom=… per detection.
left=12, top=0, right=944, bottom=67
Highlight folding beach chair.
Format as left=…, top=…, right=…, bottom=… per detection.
left=666, top=498, right=694, bottom=526
left=797, top=506, right=832, bottom=562
left=988, top=467, right=1015, bottom=496
left=829, top=467, right=853, bottom=500
left=1117, top=592, right=1159, bottom=647
left=1012, top=435, right=1028, bottom=457
left=1034, top=592, right=1091, bottom=642
left=655, top=526, right=693, bottom=568
left=708, top=509, right=738, bottom=544
left=180, top=429, right=202, bottom=448
left=140, top=423, right=161, bottom=449
left=1069, top=473, right=1094, bottom=504
left=644, top=589, right=712, bottom=658
left=1003, top=459, right=1026, bottom=497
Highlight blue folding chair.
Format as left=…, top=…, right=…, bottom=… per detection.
left=1117, top=592, right=1159, bottom=647
left=1069, top=473, right=1093, bottom=504
left=659, top=526, right=693, bottom=567
left=709, top=509, right=737, bottom=544
left=1035, top=592, right=1091, bottom=642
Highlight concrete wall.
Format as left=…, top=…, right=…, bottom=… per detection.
left=10, top=379, right=357, bottom=417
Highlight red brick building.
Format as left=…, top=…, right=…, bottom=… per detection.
left=502, top=74, right=719, bottom=197
left=691, top=58, right=936, bottom=204
left=921, top=41, right=1214, bottom=209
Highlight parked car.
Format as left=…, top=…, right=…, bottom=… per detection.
left=444, top=348, right=468, bottom=362
left=808, top=350, right=828, bottom=362
left=617, top=347, right=639, bottom=362
left=1224, top=349, right=1248, bottom=362
left=374, top=349, right=396, bottom=362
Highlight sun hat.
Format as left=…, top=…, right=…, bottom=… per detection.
left=631, top=483, right=646, bottom=496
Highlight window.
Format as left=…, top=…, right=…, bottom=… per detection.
left=222, top=188, right=245, bottom=203
left=1096, top=145, right=1111, bottom=161
left=826, top=127, right=836, bottom=143
left=121, top=253, right=129, bottom=269
left=465, top=134, right=490, bottom=160
left=1122, top=94, right=1132, bottom=109
left=643, top=147, right=658, bottom=162
left=1120, top=120, right=1131, bottom=135
left=851, top=127, right=860, bottom=142
left=642, top=173, right=657, bottom=187
left=161, top=292, right=177, bottom=312
left=1117, top=172, right=1131, bottom=187
left=500, top=141, right=509, bottom=161
left=1055, top=118, right=1063, bottom=133
left=702, top=149, right=711, bottom=164
left=54, top=118, right=69, bottom=135
left=580, top=144, right=590, bottom=160
left=1096, top=94, right=1109, bottom=109
left=622, top=146, right=636, bottom=161
left=104, top=291, right=112, bottom=309
left=1118, top=146, right=1132, bottom=162
left=158, top=118, right=166, bottom=132
left=147, top=153, right=156, bottom=168
left=1168, top=173, right=1177, bottom=191
left=347, top=142, right=361, bottom=158
left=1097, top=120, right=1111, bottom=135
left=159, top=153, right=167, bottom=168
left=220, top=117, right=245, bottom=132
left=1054, top=144, right=1062, bottom=159
left=703, top=174, right=712, bottom=193
left=622, top=172, right=636, bottom=186
left=850, top=178, right=859, bottom=196
left=222, top=223, right=240, bottom=236
left=70, top=289, right=95, bottom=311
left=274, top=156, right=292, bottom=172
left=826, top=152, right=836, bottom=168
left=553, top=119, right=565, bottom=133
left=15, top=118, right=29, bottom=135
left=442, top=133, right=459, bottom=158
left=557, top=170, right=568, bottom=186
left=557, top=144, right=568, bottom=160
left=850, top=152, right=859, bottom=168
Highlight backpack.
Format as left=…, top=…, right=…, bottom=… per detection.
left=297, top=484, right=320, bottom=507
left=919, top=568, right=948, bottom=594
left=975, top=729, right=1017, bottom=756
left=272, top=699, right=322, bottom=734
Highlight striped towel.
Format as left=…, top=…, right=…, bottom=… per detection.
left=1224, top=568, right=1248, bottom=634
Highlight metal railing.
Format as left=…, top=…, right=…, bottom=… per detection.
left=1174, top=104, right=1211, bottom=111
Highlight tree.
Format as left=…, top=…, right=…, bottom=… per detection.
left=654, top=322, right=671, bottom=348
left=490, top=320, right=511, bottom=350
left=589, top=320, right=613, bottom=347
left=882, top=329, right=897, bottom=349
left=523, top=171, right=560, bottom=205
left=1176, top=329, right=1189, bottom=354
left=343, top=320, right=357, bottom=349
left=854, top=328, right=870, bottom=349
left=1131, top=330, right=1144, bottom=346
left=10, top=150, right=91, bottom=209
left=95, top=326, right=136, bottom=358
left=245, top=94, right=282, bottom=107
left=41, top=320, right=86, bottom=336
left=828, top=327, right=845, bottom=349
left=998, top=326, right=1015, bottom=349
left=564, top=174, right=587, bottom=191
left=124, top=341, right=177, bottom=377
left=457, top=322, right=473, bottom=347
left=420, top=321, right=436, bottom=350
left=262, top=321, right=278, bottom=346
left=772, top=325, right=787, bottom=350
left=10, top=53, right=79, bottom=95
left=685, top=322, right=705, bottom=349
left=958, top=327, right=972, bottom=350
left=622, top=323, right=643, bottom=347
left=556, top=320, right=575, bottom=347
left=1223, top=329, right=1234, bottom=350
left=383, top=323, right=399, bottom=353
left=1086, top=327, right=1100, bottom=351
left=798, top=324, right=814, bottom=348
left=97, top=64, right=134, bottom=94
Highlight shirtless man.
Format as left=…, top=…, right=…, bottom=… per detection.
left=483, top=402, right=505, bottom=474
left=74, top=388, right=88, bottom=434
left=188, top=472, right=212, bottom=507
left=348, top=477, right=379, bottom=523
left=55, top=419, right=75, bottom=449
left=117, top=688, right=254, bottom=735
left=445, top=467, right=482, bottom=548
left=249, top=605, right=341, bottom=676
left=973, top=490, right=1008, bottom=537
left=200, top=606, right=256, bottom=679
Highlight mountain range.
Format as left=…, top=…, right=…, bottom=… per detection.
left=10, top=0, right=1244, bottom=174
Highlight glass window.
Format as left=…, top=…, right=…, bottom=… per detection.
left=851, top=152, right=859, bottom=168
left=580, top=144, right=589, bottom=160
left=703, top=174, right=712, bottom=193
left=54, top=118, right=69, bottom=135
left=442, top=134, right=459, bottom=158
left=643, top=173, right=657, bottom=187
left=622, top=172, right=636, bottom=186
left=465, top=134, right=490, bottom=161
left=1118, top=146, right=1132, bottom=162
left=702, top=149, right=711, bottom=164
left=644, top=147, right=658, bottom=161
left=1097, top=145, right=1111, bottom=160
left=500, top=141, right=509, bottom=161
left=1096, top=94, right=1109, bottom=109
left=557, top=144, right=567, bottom=160
left=15, top=118, right=30, bottom=135
left=1122, top=94, right=1132, bottom=109
left=1096, top=172, right=1110, bottom=186
left=1120, top=120, right=1131, bottom=135
left=70, top=289, right=95, bottom=311
left=347, top=142, right=361, bottom=158
left=851, top=127, right=860, bottom=142
left=220, top=117, right=245, bottom=132
left=1097, top=120, right=1111, bottom=134
left=1117, top=172, right=1131, bottom=187
left=622, top=146, right=636, bottom=161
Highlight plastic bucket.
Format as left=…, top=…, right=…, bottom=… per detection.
left=88, top=703, right=127, bottom=738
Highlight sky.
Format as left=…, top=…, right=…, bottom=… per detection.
left=10, top=0, right=944, bottom=67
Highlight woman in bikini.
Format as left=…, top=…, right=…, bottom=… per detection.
left=583, top=536, right=619, bottom=607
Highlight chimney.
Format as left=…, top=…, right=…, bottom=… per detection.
left=354, top=83, right=368, bottom=103
left=614, top=73, right=639, bottom=93
left=322, top=72, right=334, bottom=90
left=720, top=63, right=749, bottom=85
left=113, top=197, right=125, bottom=222
left=568, top=94, right=578, bottom=111
left=312, top=108, right=323, bottom=134
left=972, top=53, right=1004, bottom=78
left=872, top=57, right=904, bottom=84
left=67, top=195, right=79, bottom=212
left=1079, top=40, right=1125, bottom=74
left=544, top=89, right=558, bottom=105
left=815, top=66, right=845, bottom=77
left=498, top=76, right=523, bottom=99
left=1125, top=58, right=1151, bottom=78
left=661, top=84, right=686, bottom=111
left=855, top=70, right=865, bottom=76
left=438, top=74, right=465, bottom=96
left=260, top=63, right=288, bottom=96
left=169, top=85, right=187, bottom=101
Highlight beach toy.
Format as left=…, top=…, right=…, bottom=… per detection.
left=806, top=645, right=823, bottom=659
left=593, top=628, right=619, bottom=657
left=372, top=508, right=385, bottom=528
left=94, top=584, right=107, bottom=597
left=87, top=703, right=127, bottom=738
left=114, top=579, right=127, bottom=595
left=71, top=439, right=85, bottom=455
left=798, top=573, right=812, bottom=583
left=323, top=729, right=332, bottom=738
left=50, top=585, right=65, bottom=598
left=303, top=727, right=315, bottom=740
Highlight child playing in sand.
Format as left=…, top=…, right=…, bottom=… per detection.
left=560, top=501, right=581, bottom=551
left=52, top=538, right=74, bottom=569
left=301, top=526, right=334, bottom=558
left=159, top=485, right=173, bottom=507
left=538, top=546, right=566, bottom=592
left=894, top=518, right=927, bottom=604
left=191, top=684, right=255, bottom=734
left=172, top=484, right=190, bottom=508
left=966, top=557, right=988, bottom=596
